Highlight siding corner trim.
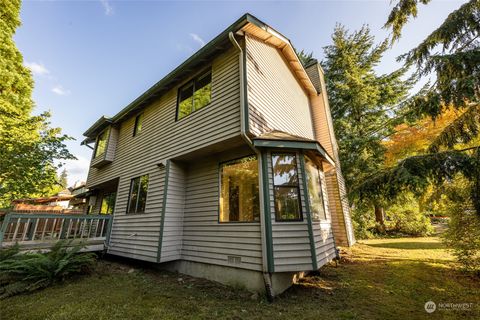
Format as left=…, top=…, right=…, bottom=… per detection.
left=156, top=159, right=171, bottom=263
left=261, top=151, right=274, bottom=273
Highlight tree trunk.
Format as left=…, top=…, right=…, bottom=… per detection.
left=374, top=205, right=386, bottom=233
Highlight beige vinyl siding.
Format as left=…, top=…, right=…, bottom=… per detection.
left=306, top=63, right=355, bottom=246
left=160, top=161, right=186, bottom=262
left=86, top=45, right=240, bottom=188
left=85, top=46, right=241, bottom=262
left=105, top=126, right=119, bottom=162
left=245, top=35, right=315, bottom=140
left=181, top=146, right=263, bottom=271
left=106, top=166, right=165, bottom=262
left=266, top=150, right=313, bottom=272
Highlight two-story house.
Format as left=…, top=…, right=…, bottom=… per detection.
left=82, top=14, right=355, bottom=297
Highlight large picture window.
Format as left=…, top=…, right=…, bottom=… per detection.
left=272, top=153, right=302, bottom=221
left=305, top=157, right=327, bottom=221
left=100, top=192, right=116, bottom=215
left=219, top=156, right=260, bottom=222
left=177, top=70, right=212, bottom=120
left=127, top=175, right=149, bottom=214
left=94, top=128, right=109, bottom=158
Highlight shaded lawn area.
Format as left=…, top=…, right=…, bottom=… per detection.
left=1, top=237, right=479, bottom=320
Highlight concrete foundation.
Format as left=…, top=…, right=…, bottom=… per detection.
left=160, top=260, right=300, bottom=296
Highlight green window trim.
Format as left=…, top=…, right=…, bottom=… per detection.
left=271, top=153, right=303, bottom=222
left=176, top=70, right=212, bottom=121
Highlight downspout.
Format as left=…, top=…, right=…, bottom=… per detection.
left=229, top=31, right=274, bottom=300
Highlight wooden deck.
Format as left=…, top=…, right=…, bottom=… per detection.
left=0, top=213, right=113, bottom=252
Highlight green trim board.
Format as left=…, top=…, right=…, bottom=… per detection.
left=253, top=139, right=335, bottom=166
left=157, top=160, right=171, bottom=263
left=299, top=153, right=319, bottom=270
left=261, top=151, right=274, bottom=273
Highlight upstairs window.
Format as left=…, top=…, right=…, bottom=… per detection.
left=219, top=156, right=260, bottom=222
left=305, top=157, right=327, bottom=221
left=133, top=113, right=143, bottom=136
left=177, top=70, right=212, bottom=120
left=94, top=128, right=109, bottom=158
left=100, top=192, right=116, bottom=214
left=272, top=153, right=302, bottom=221
left=127, top=175, right=149, bottom=214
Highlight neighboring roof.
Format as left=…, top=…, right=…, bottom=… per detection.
left=12, top=195, right=74, bottom=204
left=252, top=130, right=335, bottom=166
left=82, top=13, right=317, bottom=143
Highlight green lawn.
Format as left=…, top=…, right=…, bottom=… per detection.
left=1, top=237, right=479, bottom=320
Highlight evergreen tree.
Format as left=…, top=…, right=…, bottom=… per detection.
left=296, top=49, right=316, bottom=67
left=321, top=24, right=412, bottom=227
left=0, top=0, right=75, bottom=207
left=58, top=169, right=68, bottom=189
left=355, top=0, right=480, bottom=216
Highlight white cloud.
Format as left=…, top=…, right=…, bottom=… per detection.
left=190, top=33, right=206, bottom=47
left=60, top=156, right=90, bottom=186
left=100, top=0, right=114, bottom=16
left=52, top=85, right=71, bottom=96
left=25, top=62, right=49, bottom=76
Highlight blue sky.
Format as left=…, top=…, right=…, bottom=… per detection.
left=16, top=0, right=466, bottom=185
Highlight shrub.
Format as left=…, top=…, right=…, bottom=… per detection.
left=0, top=241, right=97, bottom=299
left=443, top=205, right=480, bottom=274
left=385, top=195, right=434, bottom=237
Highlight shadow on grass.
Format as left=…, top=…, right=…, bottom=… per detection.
left=366, top=241, right=446, bottom=250
left=282, top=259, right=480, bottom=319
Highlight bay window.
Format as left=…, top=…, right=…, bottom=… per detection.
left=94, top=128, right=109, bottom=158
left=305, top=157, right=327, bottom=220
left=272, top=153, right=302, bottom=221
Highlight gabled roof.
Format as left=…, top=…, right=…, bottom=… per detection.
left=82, top=13, right=318, bottom=143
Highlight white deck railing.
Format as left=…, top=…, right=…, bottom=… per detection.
left=0, top=213, right=113, bottom=251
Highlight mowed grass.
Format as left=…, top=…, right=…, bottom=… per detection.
left=1, top=237, right=479, bottom=320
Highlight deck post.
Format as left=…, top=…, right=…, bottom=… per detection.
left=0, top=213, right=12, bottom=248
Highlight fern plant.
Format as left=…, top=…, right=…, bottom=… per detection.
left=0, top=241, right=96, bottom=299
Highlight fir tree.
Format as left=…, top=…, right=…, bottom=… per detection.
left=321, top=24, right=412, bottom=227
left=354, top=0, right=480, bottom=216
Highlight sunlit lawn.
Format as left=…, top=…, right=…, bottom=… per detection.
left=1, top=237, right=479, bottom=320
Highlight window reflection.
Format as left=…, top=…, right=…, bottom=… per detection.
left=127, top=175, right=149, bottom=214
left=272, top=153, right=302, bottom=221
left=94, top=128, right=109, bottom=158
left=305, top=156, right=327, bottom=220
left=177, top=71, right=212, bottom=120
left=220, top=156, right=260, bottom=222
